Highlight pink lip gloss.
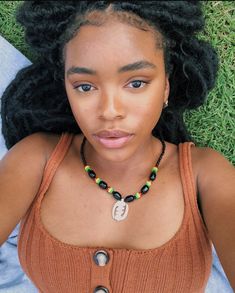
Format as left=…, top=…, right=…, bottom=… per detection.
left=93, top=135, right=134, bottom=148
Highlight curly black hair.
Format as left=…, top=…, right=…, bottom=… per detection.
left=1, top=0, right=219, bottom=149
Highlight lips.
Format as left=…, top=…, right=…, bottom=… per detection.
left=93, top=134, right=134, bottom=148
left=94, top=129, right=132, bottom=138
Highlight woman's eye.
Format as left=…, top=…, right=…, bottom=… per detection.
left=73, top=84, right=95, bottom=92
left=73, top=80, right=149, bottom=93
left=128, top=80, right=149, bottom=89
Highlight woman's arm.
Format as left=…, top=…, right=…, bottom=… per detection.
left=196, top=147, right=235, bottom=290
left=0, top=132, right=48, bottom=246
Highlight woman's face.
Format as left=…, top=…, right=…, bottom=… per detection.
left=64, top=18, right=169, bottom=162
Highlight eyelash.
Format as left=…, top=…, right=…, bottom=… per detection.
left=73, top=80, right=150, bottom=93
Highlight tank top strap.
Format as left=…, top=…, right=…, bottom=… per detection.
left=178, top=141, right=197, bottom=210
left=35, top=132, right=74, bottom=207
left=178, top=141, right=212, bottom=243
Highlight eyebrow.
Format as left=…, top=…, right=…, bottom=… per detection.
left=66, top=60, right=157, bottom=77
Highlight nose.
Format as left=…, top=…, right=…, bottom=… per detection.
left=98, top=91, right=125, bottom=120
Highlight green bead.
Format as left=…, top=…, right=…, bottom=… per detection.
left=85, top=165, right=91, bottom=172
left=152, top=167, right=158, bottom=173
left=108, top=187, right=114, bottom=193
left=146, top=181, right=152, bottom=187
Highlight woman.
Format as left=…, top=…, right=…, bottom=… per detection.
left=0, top=1, right=234, bottom=292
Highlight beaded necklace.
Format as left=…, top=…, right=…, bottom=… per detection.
left=80, top=136, right=166, bottom=221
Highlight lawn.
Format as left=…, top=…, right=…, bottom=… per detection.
left=0, top=1, right=234, bottom=164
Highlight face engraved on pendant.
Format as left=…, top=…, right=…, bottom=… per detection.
left=112, top=199, right=129, bottom=221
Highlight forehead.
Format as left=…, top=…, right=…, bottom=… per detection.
left=64, top=20, right=164, bottom=71
left=63, top=8, right=165, bottom=78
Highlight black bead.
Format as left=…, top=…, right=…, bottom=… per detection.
left=99, top=180, right=108, bottom=189
left=141, top=185, right=149, bottom=194
left=149, top=171, right=156, bottom=181
left=124, top=195, right=135, bottom=202
left=88, top=170, right=96, bottom=179
left=112, top=191, right=122, bottom=200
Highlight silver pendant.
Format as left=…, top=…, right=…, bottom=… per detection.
left=112, top=198, right=129, bottom=221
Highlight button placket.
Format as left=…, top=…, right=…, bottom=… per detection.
left=91, top=249, right=113, bottom=293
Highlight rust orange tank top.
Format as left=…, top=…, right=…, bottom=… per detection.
left=18, top=132, right=212, bottom=293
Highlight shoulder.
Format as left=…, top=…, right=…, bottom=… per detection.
left=24, top=132, right=62, bottom=163
left=0, top=132, right=58, bottom=245
left=152, top=140, right=234, bottom=223
left=185, top=143, right=235, bottom=231
left=191, top=145, right=235, bottom=288
left=191, top=144, right=235, bottom=186
left=190, top=144, right=235, bottom=207
left=15, top=131, right=59, bottom=151
left=4, top=131, right=69, bottom=165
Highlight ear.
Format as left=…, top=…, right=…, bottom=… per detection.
left=163, top=75, right=170, bottom=103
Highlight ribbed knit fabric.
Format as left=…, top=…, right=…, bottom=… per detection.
left=18, top=132, right=212, bottom=293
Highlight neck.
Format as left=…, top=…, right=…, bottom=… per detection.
left=82, top=135, right=163, bottom=184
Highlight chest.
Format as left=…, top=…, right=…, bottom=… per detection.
left=40, top=159, right=186, bottom=250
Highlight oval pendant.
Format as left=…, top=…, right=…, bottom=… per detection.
left=112, top=198, right=129, bottom=221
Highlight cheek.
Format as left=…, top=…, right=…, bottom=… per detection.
left=133, top=84, right=165, bottom=130
left=65, top=81, right=82, bottom=123
left=134, top=82, right=165, bottom=116
left=68, top=98, right=94, bottom=127
left=139, top=98, right=163, bottom=120
left=65, top=85, right=97, bottom=130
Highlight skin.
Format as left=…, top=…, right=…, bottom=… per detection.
left=63, top=19, right=234, bottom=288
left=64, top=20, right=169, bottom=183
left=0, top=13, right=233, bottom=290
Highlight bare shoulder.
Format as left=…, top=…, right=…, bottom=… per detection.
left=190, top=144, right=235, bottom=205
left=19, top=131, right=74, bottom=160
left=0, top=131, right=60, bottom=245
left=38, top=132, right=63, bottom=160
left=9, top=131, right=66, bottom=164
left=191, top=145, right=235, bottom=288
left=191, top=145, right=235, bottom=183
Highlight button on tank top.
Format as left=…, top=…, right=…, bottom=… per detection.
left=18, top=132, right=212, bottom=293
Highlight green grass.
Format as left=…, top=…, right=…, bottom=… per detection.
left=0, top=1, right=35, bottom=60
left=0, top=1, right=234, bottom=164
left=184, top=1, right=235, bottom=165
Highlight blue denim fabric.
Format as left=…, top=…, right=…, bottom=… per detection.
left=205, top=246, right=233, bottom=293
left=0, top=224, right=37, bottom=293
left=0, top=35, right=37, bottom=293
left=0, top=35, right=233, bottom=292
